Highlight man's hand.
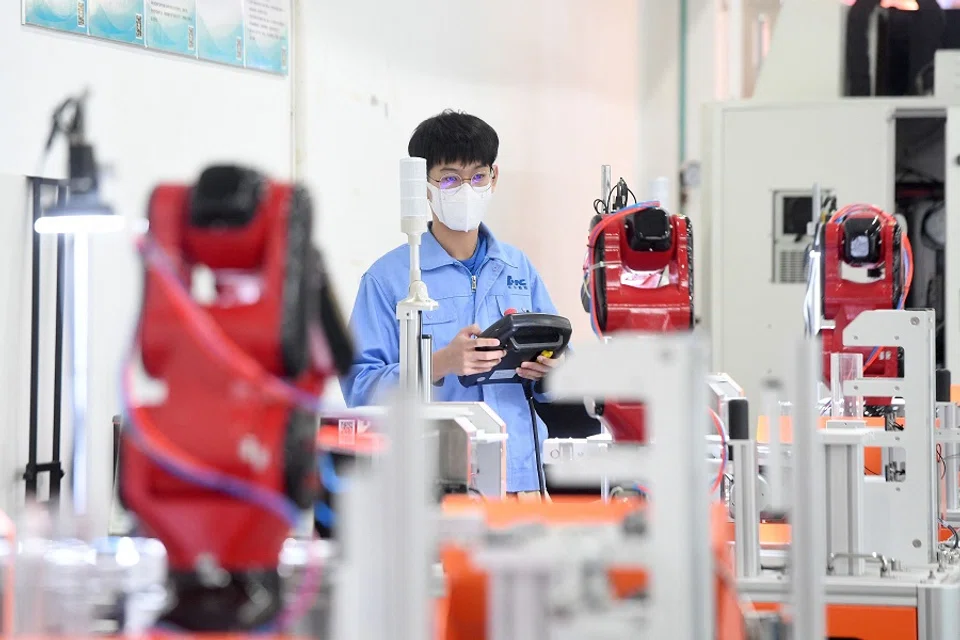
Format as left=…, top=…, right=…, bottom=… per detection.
left=433, top=324, right=506, bottom=379
left=517, top=353, right=565, bottom=382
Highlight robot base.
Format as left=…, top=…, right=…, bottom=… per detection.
left=162, top=570, right=282, bottom=632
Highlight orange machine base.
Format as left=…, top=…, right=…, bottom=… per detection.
left=752, top=602, right=917, bottom=640
left=438, top=497, right=744, bottom=640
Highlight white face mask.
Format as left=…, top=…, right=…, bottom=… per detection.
left=427, top=182, right=493, bottom=232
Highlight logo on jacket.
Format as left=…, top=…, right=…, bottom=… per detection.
left=507, top=275, right=528, bottom=290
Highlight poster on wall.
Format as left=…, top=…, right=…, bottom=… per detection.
left=23, top=0, right=291, bottom=76
left=244, top=0, right=288, bottom=75
left=88, top=0, right=146, bottom=45
left=197, top=0, right=243, bottom=67
left=23, top=0, right=89, bottom=34
left=145, top=0, right=197, bottom=57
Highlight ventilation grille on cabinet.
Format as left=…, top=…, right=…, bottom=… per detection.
left=771, top=188, right=833, bottom=286
left=776, top=249, right=808, bottom=284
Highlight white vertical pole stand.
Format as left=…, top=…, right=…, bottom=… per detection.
left=397, top=158, right=438, bottom=401
left=600, top=165, right=612, bottom=205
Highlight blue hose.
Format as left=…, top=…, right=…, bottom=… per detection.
left=314, top=502, right=336, bottom=529
left=320, top=454, right=347, bottom=494
left=119, top=375, right=301, bottom=529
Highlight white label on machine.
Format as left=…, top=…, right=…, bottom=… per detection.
left=490, top=370, right=517, bottom=381
left=338, top=419, right=356, bottom=445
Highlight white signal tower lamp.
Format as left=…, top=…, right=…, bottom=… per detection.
left=35, top=92, right=124, bottom=520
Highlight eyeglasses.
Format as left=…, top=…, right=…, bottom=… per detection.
left=429, top=169, right=495, bottom=191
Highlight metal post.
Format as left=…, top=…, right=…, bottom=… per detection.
left=650, top=336, right=712, bottom=640
left=600, top=456, right=610, bottom=503
left=399, top=312, right=422, bottom=396
left=790, top=338, right=826, bottom=640
left=600, top=165, right=612, bottom=205
left=68, top=233, right=91, bottom=516
left=762, top=379, right=786, bottom=515
left=488, top=573, right=512, bottom=640
left=511, top=573, right=548, bottom=639
left=939, top=402, right=960, bottom=512
left=26, top=180, right=42, bottom=497
left=946, top=442, right=960, bottom=512
left=822, top=432, right=866, bottom=576
left=50, top=192, right=67, bottom=500
left=419, top=335, right=433, bottom=404
left=25, top=179, right=68, bottom=501
left=812, top=183, right=822, bottom=226
left=380, top=391, right=433, bottom=640
left=483, top=551, right=551, bottom=640
left=332, top=471, right=377, bottom=640
left=937, top=371, right=958, bottom=512
left=729, top=398, right=760, bottom=578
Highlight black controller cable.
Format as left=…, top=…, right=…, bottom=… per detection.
left=523, top=381, right=547, bottom=497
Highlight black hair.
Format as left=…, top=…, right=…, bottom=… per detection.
left=408, top=110, right=499, bottom=172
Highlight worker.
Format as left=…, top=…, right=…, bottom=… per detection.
left=341, top=110, right=563, bottom=499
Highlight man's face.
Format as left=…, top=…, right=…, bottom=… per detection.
left=426, top=161, right=498, bottom=200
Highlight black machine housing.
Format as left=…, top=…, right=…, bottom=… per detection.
left=624, top=207, right=673, bottom=252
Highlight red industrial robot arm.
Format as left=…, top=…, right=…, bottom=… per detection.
left=582, top=201, right=693, bottom=443
left=820, top=204, right=913, bottom=408
left=119, top=166, right=352, bottom=632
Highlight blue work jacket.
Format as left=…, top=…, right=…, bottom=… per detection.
left=340, top=224, right=558, bottom=492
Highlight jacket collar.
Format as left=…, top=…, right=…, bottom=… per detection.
left=420, top=223, right=518, bottom=271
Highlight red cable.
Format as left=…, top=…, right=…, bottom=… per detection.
left=709, top=408, right=727, bottom=495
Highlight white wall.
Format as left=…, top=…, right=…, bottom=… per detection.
left=636, top=0, right=723, bottom=328
left=752, top=0, right=846, bottom=101
left=0, top=18, right=292, bottom=534
left=298, top=0, right=642, bottom=407
left=637, top=0, right=681, bottom=207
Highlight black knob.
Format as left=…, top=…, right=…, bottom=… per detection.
left=727, top=398, right=750, bottom=441
left=937, top=369, right=952, bottom=403
left=726, top=398, right=749, bottom=463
